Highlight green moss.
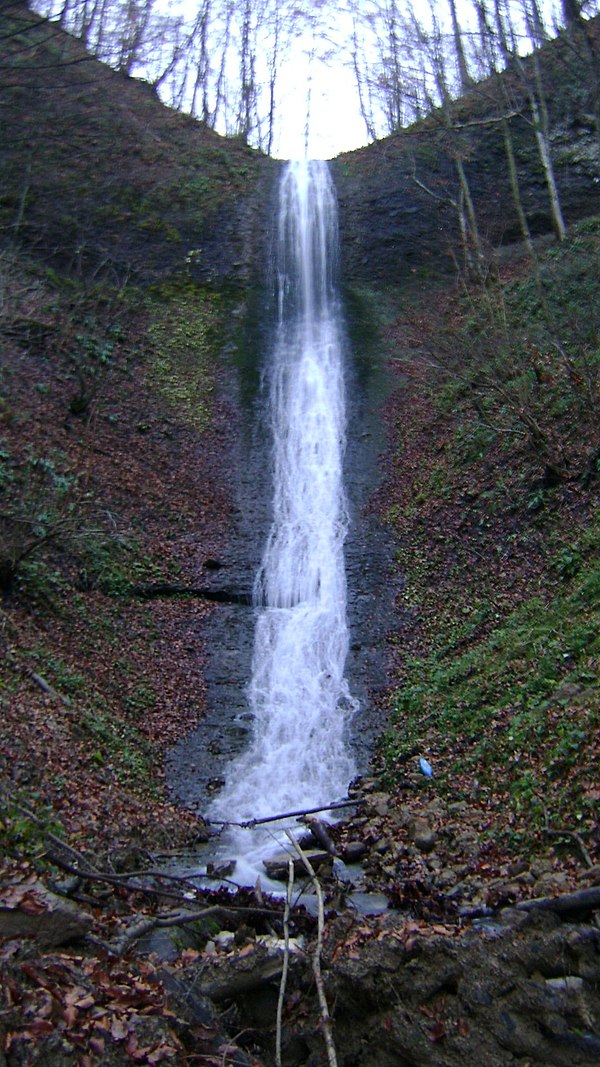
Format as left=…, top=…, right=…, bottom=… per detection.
left=383, top=514, right=600, bottom=844
left=147, top=288, right=224, bottom=431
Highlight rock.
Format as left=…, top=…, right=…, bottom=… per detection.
left=215, top=930, right=236, bottom=948
left=206, top=860, right=235, bottom=878
left=393, top=805, right=413, bottom=829
left=580, top=865, right=600, bottom=886
left=545, top=976, right=585, bottom=994
left=256, top=933, right=305, bottom=955
left=263, top=849, right=333, bottom=881
left=436, top=868, right=459, bottom=889
left=358, top=778, right=379, bottom=794
left=341, top=840, right=368, bottom=863
left=508, top=859, right=529, bottom=877
left=364, top=792, right=390, bottom=817
left=158, top=969, right=217, bottom=1027
left=408, top=817, right=437, bottom=853
left=0, top=881, right=92, bottom=946
left=372, top=838, right=390, bottom=856
left=533, top=870, right=572, bottom=897
left=530, top=858, right=554, bottom=878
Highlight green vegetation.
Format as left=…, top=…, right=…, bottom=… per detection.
left=447, top=218, right=598, bottom=479
left=147, top=288, right=224, bottom=431
left=75, top=700, right=158, bottom=792
left=381, top=219, right=600, bottom=852
left=384, top=516, right=599, bottom=840
left=0, top=793, right=65, bottom=862
left=0, top=445, right=90, bottom=593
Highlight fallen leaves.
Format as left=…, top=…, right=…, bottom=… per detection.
left=1, top=945, right=181, bottom=1064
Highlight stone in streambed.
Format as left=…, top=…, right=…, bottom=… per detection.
left=341, top=840, right=368, bottom=863
left=206, top=860, right=235, bottom=878
left=263, top=850, right=333, bottom=881
left=408, top=817, right=438, bottom=853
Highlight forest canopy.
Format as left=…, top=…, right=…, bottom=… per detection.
left=26, top=0, right=600, bottom=156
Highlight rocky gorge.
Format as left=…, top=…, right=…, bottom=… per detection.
left=0, top=6, right=599, bottom=1066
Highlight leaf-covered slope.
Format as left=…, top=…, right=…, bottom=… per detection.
left=0, top=3, right=275, bottom=287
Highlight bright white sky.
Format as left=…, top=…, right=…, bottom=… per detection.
left=274, top=48, right=368, bottom=160
left=269, top=0, right=567, bottom=159
left=37, top=0, right=577, bottom=160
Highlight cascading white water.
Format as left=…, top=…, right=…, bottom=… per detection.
left=208, top=159, right=357, bottom=883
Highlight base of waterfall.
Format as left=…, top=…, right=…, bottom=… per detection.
left=7, top=771, right=599, bottom=1067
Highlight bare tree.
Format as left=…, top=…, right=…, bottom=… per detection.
left=493, top=0, right=567, bottom=239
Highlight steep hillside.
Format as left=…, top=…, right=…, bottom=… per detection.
left=0, top=0, right=273, bottom=883
left=335, top=17, right=600, bottom=282
left=0, top=2, right=275, bottom=286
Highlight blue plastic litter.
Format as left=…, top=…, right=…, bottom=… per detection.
left=419, top=757, right=433, bottom=777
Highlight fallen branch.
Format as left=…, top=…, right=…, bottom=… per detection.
left=461, top=885, right=600, bottom=922
left=131, top=583, right=252, bottom=606
left=3, top=643, right=72, bottom=706
left=303, top=816, right=337, bottom=857
left=286, top=831, right=338, bottom=1067
left=47, top=853, right=190, bottom=902
left=543, top=811, right=594, bottom=870
left=211, top=798, right=360, bottom=830
left=110, top=906, right=227, bottom=955
left=275, top=857, right=294, bottom=1067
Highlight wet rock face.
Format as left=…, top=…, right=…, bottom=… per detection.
left=321, top=916, right=600, bottom=1067
left=333, top=64, right=600, bottom=285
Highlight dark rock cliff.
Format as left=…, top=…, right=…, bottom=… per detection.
left=333, top=19, right=600, bottom=284
left=0, top=5, right=277, bottom=290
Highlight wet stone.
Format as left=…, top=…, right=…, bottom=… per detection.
left=263, top=850, right=333, bottom=881
left=342, top=841, right=368, bottom=863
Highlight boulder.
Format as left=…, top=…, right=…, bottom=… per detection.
left=364, top=792, right=390, bottom=817
left=341, top=841, right=368, bottom=863
left=263, top=849, right=333, bottom=882
left=408, top=817, right=438, bottom=854
left=0, top=881, right=92, bottom=946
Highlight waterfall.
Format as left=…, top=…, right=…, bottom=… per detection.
left=208, top=159, right=357, bottom=883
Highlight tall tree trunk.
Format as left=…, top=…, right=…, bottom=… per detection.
left=529, top=83, right=567, bottom=241
left=448, top=0, right=473, bottom=92
left=502, top=116, right=536, bottom=257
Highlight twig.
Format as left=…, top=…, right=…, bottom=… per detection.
left=0, top=789, right=99, bottom=872
left=286, top=831, right=338, bottom=1067
left=111, top=906, right=227, bottom=955
left=211, top=798, right=360, bottom=829
left=47, top=853, right=190, bottom=901
left=275, top=857, right=294, bottom=1067
left=542, top=828, right=594, bottom=869
left=2, top=644, right=72, bottom=706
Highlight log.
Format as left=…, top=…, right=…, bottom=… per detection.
left=303, top=816, right=338, bottom=857
left=131, top=583, right=252, bottom=605
left=515, top=886, right=600, bottom=916
left=211, top=798, right=361, bottom=829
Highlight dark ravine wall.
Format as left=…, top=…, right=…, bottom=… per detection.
left=4, top=6, right=599, bottom=816
left=333, top=22, right=600, bottom=284
left=0, top=6, right=277, bottom=290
